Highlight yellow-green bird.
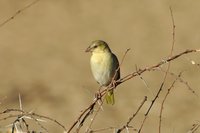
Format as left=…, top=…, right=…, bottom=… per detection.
left=85, top=40, right=120, bottom=105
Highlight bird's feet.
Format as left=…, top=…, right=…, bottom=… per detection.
left=94, top=90, right=103, bottom=104
left=110, top=79, right=119, bottom=88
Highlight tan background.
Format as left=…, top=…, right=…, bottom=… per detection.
left=0, top=0, right=200, bottom=132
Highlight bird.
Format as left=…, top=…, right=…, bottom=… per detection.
left=85, top=40, right=120, bottom=105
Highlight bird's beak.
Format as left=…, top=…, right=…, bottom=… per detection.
left=85, top=46, right=92, bottom=52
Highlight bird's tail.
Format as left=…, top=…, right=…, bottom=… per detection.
left=105, top=90, right=115, bottom=105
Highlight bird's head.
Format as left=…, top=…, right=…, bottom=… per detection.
left=85, top=40, right=111, bottom=53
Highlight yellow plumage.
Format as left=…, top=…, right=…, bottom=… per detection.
left=86, top=40, right=120, bottom=105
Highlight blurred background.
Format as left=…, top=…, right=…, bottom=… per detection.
left=0, top=0, right=200, bottom=132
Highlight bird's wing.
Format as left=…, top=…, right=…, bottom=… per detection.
left=112, top=53, right=120, bottom=80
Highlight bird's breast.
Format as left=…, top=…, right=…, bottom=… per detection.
left=90, top=52, right=113, bottom=86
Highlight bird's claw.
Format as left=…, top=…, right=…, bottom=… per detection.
left=94, top=91, right=103, bottom=104
left=111, top=80, right=118, bottom=88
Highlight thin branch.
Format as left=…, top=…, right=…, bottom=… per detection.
left=0, top=0, right=41, bottom=28
left=116, top=96, right=147, bottom=133
left=32, top=112, right=67, bottom=131
left=21, top=118, right=30, bottom=133
left=159, top=68, right=198, bottom=97
left=169, top=6, right=176, bottom=55
left=30, top=114, right=49, bottom=132
left=85, top=98, right=105, bottom=133
left=135, top=65, right=154, bottom=97
left=187, top=122, right=200, bottom=133
left=138, top=81, right=164, bottom=133
left=0, top=108, right=67, bottom=132
left=67, top=100, right=97, bottom=133
left=119, top=49, right=199, bottom=84
left=138, top=7, right=176, bottom=133
left=90, top=126, right=138, bottom=133
left=159, top=72, right=181, bottom=133
left=89, top=127, right=116, bottom=133
left=18, top=94, right=23, bottom=111
left=158, top=7, right=176, bottom=133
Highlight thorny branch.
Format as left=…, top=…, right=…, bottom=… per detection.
left=0, top=0, right=41, bottom=28
left=67, top=48, right=200, bottom=133
left=85, top=98, right=105, bottom=133
left=187, top=122, right=200, bottom=133
left=86, top=96, right=147, bottom=133
left=67, top=99, right=97, bottom=133
left=116, top=96, right=147, bottom=133
left=0, top=108, right=67, bottom=132
left=158, top=6, right=176, bottom=133
left=138, top=78, right=165, bottom=133
left=0, top=95, right=66, bottom=132
left=119, top=49, right=199, bottom=84
left=159, top=68, right=198, bottom=97
left=159, top=72, right=182, bottom=133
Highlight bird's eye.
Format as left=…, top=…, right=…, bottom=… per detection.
left=93, top=45, right=98, bottom=48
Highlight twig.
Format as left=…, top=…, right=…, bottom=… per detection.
left=90, top=126, right=138, bottom=133
left=1, top=108, right=67, bottom=132
left=18, top=94, right=23, bottom=111
left=159, top=72, right=181, bottom=133
left=158, top=7, right=176, bottom=133
left=159, top=68, right=198, bottom=97
left=85, top=98, right=105, bottom=133
left=21, top=118, right=30, bottom=133
left=89, top=127, right=117, bottom=133
left=135, top=65, right=154, bottom=97
left=169, top=6, right=176, bottom=55
left=0, top=0, right=41, bottom=28
left=138, top=81, right=164, bottom=133
left=31, top=114, right=49, bottom=132
left=119, top=49, right=199, bottom=84
left=32, top=112, right=67, bottom=131
left=67, top=100, right=97, bottom=133
left=187, top=122, right=200, bottom=133
left=116, top=96, right=147, bottom=133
